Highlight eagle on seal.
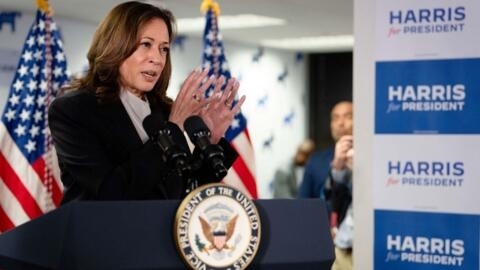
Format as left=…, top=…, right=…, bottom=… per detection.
left=199, top=215, right=239, bottom=251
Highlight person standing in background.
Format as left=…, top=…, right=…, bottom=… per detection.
left=298, top=101, right=353, bottom=200
left=272, top=138, right=315, bottom=198
left=325, top=134, right=354, bottom=270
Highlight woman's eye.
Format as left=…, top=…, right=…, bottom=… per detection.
left=141, top=42, right=151, bottom=48
left=160, top=47, right=170, bottom=55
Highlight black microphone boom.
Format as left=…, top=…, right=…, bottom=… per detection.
left=142, top=114, right=190, bottom=177
left=184, top=115, right=228, bottom=179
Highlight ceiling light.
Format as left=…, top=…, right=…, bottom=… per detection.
left=261, top=35, right=354, bottom=52
left=177, top=14, right=286, bottom=33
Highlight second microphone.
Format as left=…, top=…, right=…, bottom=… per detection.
left=184, top=115, right=228, bottom=179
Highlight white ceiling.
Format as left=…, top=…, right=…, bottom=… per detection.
left=0, top=0, right=353, bottom=52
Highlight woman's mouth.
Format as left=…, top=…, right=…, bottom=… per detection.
left=141, top=70, right=159, bottom=81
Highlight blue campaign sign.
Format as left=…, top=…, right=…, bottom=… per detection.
left=375, top=58, right=480, bottom=134
left=374, top=210, right=479, bottom=270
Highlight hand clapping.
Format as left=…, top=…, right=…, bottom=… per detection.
left=169, top=68, right=246, bottom=143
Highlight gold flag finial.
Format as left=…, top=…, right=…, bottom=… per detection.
left=36, top=0, right=53, bottom=15
left=200, top=0, right=221, bottom=16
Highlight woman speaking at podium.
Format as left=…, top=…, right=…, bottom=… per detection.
left=48, top=1, right=244, bottom=203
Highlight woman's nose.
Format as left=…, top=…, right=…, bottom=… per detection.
left=149, top=51, right=164, bottom=65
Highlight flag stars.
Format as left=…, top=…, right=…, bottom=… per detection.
left=27, top=79, right=37, bottom=92
left=14, top=124, right=26, bottom=137
left=36, top=95, right=46, bottom=107
left=25, top=140, right=37, bottom=153
left=53, top=67, right=64, bottom=78
left=56, top=38, right=64, bottom=49
left=9, top=94, right=20, bottom=106
left=29, top=125, right=40, bottom=138
left=34, top=49, right=43, bottom=61
left=231, top=118, right=240, bottom=129
left=39, top=80, right=48, bottom=92
left=22, top=50, right=33, bottom=62
left=204, top=45, right=213, bottom=56
left=55, top=51, right=65, bottom=62
left=37, top=34, right=46, bottom=45
left=13, top=80, right=24, bottom=92
left=33, top=110, right=43, bottom=123
left=26, top=36, right=35, bottom=47
left=53, top=82, right=61, bottom=91
left=19, top=109, right=31, bottom=122
left=18, top=65, right=29, bottom=77
left=206, top=31, right=215, bottom=42
left=31, top=64, right=39, bottom=77
left=38, top=19, right=45, bottom=31
left=4, top=109, right=16, bottom=122
left=24, top=95, right=35, bottom=107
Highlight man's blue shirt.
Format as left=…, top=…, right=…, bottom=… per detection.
left=298, top=146, right=334, bottom=198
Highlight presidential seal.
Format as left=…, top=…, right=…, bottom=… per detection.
left=174, top=183, right=261, bottom=270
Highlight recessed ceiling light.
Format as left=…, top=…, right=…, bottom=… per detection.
left=261, top=35, right=354, bottom=52
left=177, top=14, right=286, bottom=33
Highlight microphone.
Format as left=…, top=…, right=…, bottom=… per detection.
left=184, top=115, right=228, bottom=179
left=142, top=113, right=190, bottom=177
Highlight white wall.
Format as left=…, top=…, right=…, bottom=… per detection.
left=0, top=10, right=308, bottom=199
left=354, top=0, right=374, bottom=269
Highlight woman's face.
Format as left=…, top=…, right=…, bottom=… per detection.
left=119, top=18, right=170, bottom=99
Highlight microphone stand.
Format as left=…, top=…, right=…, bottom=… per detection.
left=183, top=157, right=202, bottom=195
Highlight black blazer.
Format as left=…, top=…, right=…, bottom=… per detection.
left=48, top=89, right=238, bottom=203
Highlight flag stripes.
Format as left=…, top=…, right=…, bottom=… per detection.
left=0, top=206, right=15, bottom=233
left=32, top=157, right=62, bottom=206
left=0, top=153, right=44, bottom=219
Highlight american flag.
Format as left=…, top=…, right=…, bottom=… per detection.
left=201, top=6, right=258, bottom=199
left=0, top=9, right=69, bottom=233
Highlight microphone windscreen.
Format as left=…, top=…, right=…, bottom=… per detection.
left=142, top=113, right=166, bottom=137
left=167, top=121, right=189, bottom=147
left=184, top=115, right=208, bottom=137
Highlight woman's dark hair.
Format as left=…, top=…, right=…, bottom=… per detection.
left=65, top=1, right=176, bottom=108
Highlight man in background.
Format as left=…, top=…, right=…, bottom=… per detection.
left=298, top=101, right=353, bottom=200
left=272, top=139, right=315, bottom=198
left=325, top=133, right=354, bottom=270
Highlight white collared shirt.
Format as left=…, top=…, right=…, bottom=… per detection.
left=120, top=88, right=151, bottom=143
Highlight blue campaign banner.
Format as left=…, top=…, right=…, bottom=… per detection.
left=375, top=58, right=480, bottom=134
left=374, top=210, right=479, bottom=270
